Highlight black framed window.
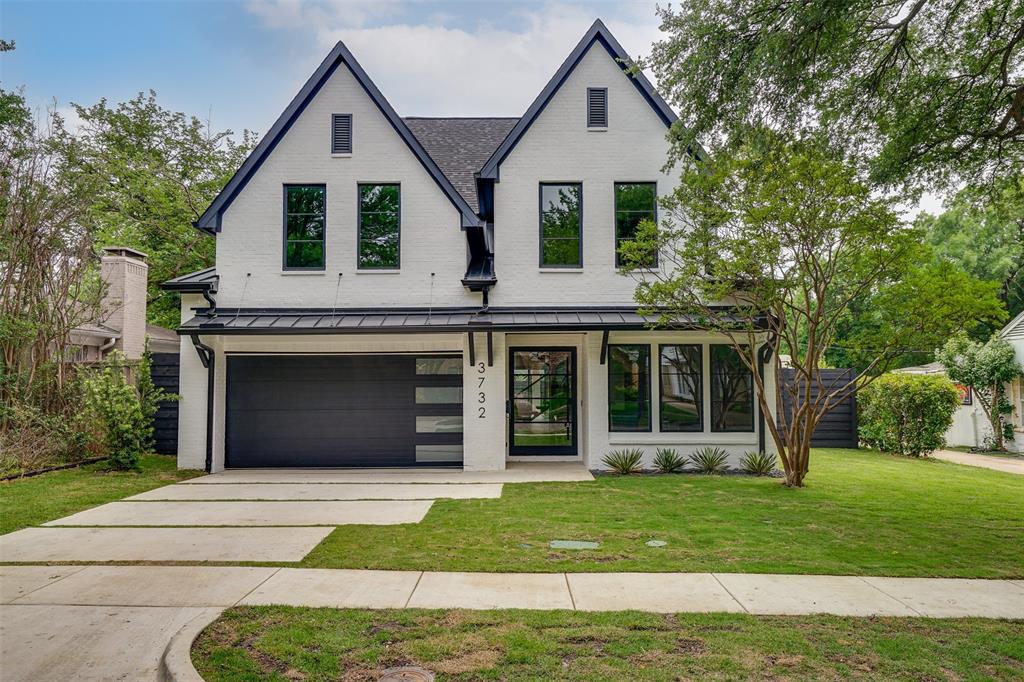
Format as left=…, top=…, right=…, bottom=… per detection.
left=608, top=344, right=651, bottom=431
left=614, top=182, right=657, bottom=267
left=284, top=184, right=325, bottom=270
left=710, top=345, right=755, bottom=432
left=539, top=183, right=582, bottom=267
left=660, top=344, right=703, bottom=432
left=358, top=183, right=400, bottom=269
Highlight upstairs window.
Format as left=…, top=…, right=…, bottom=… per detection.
left=283, top=184, right=325, bottom=270
left=614, top=182, right=657, bottom=267
left=539, top=183, right=582, bottom=267
left=358, top=183, right=400, bottom=269
left=587, top=87, right=608, bottom=128
left=710, top=345, right=755, bottom=432
left=332, top=114, right=352, bottom=154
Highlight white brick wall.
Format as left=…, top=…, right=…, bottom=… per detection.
left=177, top=294, right=208, bottom=470
left=490, top=42, right=684, bottom=306
left=214, top=61, right=476, bottom=310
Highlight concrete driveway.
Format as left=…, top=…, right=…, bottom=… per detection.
left=932, top=449, right=1024, bottom=475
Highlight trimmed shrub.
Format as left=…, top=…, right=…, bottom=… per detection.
left=653, top=448, right=687, bottom=473
left=602, top=448, right=645, bottom=474
left=691, top=446, right=729, bottom=474
left=858, top=373, right=960, bottom=457
left=740, top=450, right=777, bottom=475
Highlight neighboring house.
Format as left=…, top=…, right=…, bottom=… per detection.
left=897, top=311, right=1024, bottom=452
left=162, top=20, right=779, bottom=472
left=69, top=246, right=179, bottom=363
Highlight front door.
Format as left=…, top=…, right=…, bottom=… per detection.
left=509, top=348, right=577, bottom=455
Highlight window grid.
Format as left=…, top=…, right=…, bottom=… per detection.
left=283, top=184, right=326, bottom=271
left=539, top=183, right=582, bottom=268
left=358, top=183, right=401, bottom=269
left=614, top=182, right=658, bottom=268
left=608, top=344, right=652, bottom=432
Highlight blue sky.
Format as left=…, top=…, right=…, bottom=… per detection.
left=1, top=0, right=663, bottom=136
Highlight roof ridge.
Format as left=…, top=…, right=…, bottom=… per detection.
left=403, top=116, right=521, bottom=120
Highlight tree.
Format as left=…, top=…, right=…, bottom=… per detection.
left=623, top=133, right=995, bottom=487
left=649, top=0, right=1024, bottom=190
left=63, top=92, right=256, bottom=328
left=936, top=333, right=1024, bottom=450
left=919, top=175, right=1024, bottom=320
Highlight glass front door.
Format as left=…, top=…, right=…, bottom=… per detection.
left=509, top=348, right=577, bottom=455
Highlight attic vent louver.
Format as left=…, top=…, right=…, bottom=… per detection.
left=332, top=113, right=352, bottom=154
left=587, top=88, right=607, bottom=128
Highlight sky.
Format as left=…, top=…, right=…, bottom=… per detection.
left=0, top=0, right=945, bottom=214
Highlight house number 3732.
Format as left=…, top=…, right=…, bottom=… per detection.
left=477, top=361, right=486, bottom=418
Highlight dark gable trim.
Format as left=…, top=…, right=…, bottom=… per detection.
left=195, top=41, right=481, bottom=233
left=479, top=19, right=691, bottom=181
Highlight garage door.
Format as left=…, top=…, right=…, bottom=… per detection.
left=225, top=354, right=463, bottom=467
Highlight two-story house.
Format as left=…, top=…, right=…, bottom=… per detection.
left=164, top=20, right=779, bottom=472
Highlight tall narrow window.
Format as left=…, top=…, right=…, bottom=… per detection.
left=283, top=184, right=325, bottom=270
left=587, top=87, right=608, bottom=128
left=358, top=183, right=400, bottom=269
left=614, top=182, right=657, bottom=267
left=660, top=345, right=703, bottom=432
left=539, top=183, right=582, bottom=267
left=710, top=345, right=755, bottom=432
left=331, top=114, right=352, bottom=154
left=608, top=344, right=651, bottom=431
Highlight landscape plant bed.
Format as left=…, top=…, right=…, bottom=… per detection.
left=0, top=456, right=107, bottom=481
left=298, top=449, right=1024, bottom=577
left=0, top=454, right=202, bottom=535
left=193, top=606, right=1024, bottom=681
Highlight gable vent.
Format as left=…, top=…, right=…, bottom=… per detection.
left=587, top=88, right=608, bottom=128
left=332, top=113, right=352, bottom=154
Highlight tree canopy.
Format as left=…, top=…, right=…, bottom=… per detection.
left=649, top=0, right=1024, bottom=190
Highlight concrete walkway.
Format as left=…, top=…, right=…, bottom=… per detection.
left=933, top=449, right=1024, bottom=475
left=4, top=565, right=1022, bottom=619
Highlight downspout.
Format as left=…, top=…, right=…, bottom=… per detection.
left=99, top=336, right=117, bottom=354
left=189, top=334, right=216, bottom=473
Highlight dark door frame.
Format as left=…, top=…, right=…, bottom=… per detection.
left=508, top=346, right=578, bottom=456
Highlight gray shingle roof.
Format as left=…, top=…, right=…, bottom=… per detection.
left=403, top=117, right=518, bottom=212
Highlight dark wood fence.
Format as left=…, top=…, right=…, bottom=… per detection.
left=779, top=368, right=858, bottom=448
left=150, top=352, right=179, bottom=454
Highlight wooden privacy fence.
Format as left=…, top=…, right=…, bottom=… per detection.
left=779, top=368, right=858, bottom=448
left=150, top=352, right=179, bottom=454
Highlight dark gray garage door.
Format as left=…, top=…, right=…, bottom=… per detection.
left=226, top=354, right=463, bottom=468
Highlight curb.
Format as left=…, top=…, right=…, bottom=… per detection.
left=159, top=607, right=224, bottom=682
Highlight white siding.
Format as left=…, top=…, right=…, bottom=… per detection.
left=490, top=42, right=684, bottom=306
left=214, top=62, right=473, bottom=309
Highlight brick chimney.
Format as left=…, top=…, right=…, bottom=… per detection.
left=100, top=246, right=149, bottom=360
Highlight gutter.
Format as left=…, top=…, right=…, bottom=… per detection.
left=189, top=335, right=216, bottom=473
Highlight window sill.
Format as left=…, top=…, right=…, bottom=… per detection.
left=356, top=269, right=401, bottom=274
left=587, top=127, right=608, bottom=132
left=331, top=153, right=352, bottom=158
left=539, top=268, right=584, bottom=273
left=608, top=433, right=757, bottom=445
left=280, top=271, right=326, bottom=276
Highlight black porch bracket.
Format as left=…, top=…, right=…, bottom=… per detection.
left=486, top=331, right=493, bottom=367
left=599, top=330, right=610, bottom=365
left=468, top=331, right=476, bottom=366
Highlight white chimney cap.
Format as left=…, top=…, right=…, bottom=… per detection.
left=101, top=246, right=149, bottom=261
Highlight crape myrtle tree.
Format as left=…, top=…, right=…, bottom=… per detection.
left=936, top=333, right=1024, bottom=450
left=621, top=133, right=1002, bottom=487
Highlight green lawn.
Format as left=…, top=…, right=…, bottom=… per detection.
left=0, top=454, right=202, bottom=535
left=300, top=449, right=1024, bottom=577
left=193, top=606, right=1024, bottom=681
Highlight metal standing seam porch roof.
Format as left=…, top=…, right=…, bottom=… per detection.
left=177, top=307, right=765, bottom=335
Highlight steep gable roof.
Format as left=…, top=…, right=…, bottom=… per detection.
left=478, top=19, right=694, bottom=181
left=404, top=117, right=518, bottom=212
left=194, top=41, right=482, bottom=233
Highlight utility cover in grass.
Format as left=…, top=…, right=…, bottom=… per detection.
left=645, top=540, right=668, bottom=547
left=550, top=540, right=600, bottom=550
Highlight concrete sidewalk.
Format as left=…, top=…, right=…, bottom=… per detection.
left=4, top=565, right=1022, bottom=619
left=933, top=449, right=1024, bottom=475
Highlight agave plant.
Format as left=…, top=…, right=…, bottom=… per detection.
left=739, top=450, right=777, bottom=476
left=601, top=448, right=644, bottom=474
left=653, top=448, right=687, bottom=473
left=690, top=446, right=729, bottom=474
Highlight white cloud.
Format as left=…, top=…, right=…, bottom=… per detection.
left=245, top=1, right=662, bottom=116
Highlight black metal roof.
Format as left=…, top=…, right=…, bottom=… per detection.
left=404, top=118, right=518, bottom=212
left=161, top=267, right=218, bottom=292
left=176, top=306, right=746, bottom=335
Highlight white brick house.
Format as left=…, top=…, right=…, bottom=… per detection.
left=164, top=20, right=779, bottom=472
